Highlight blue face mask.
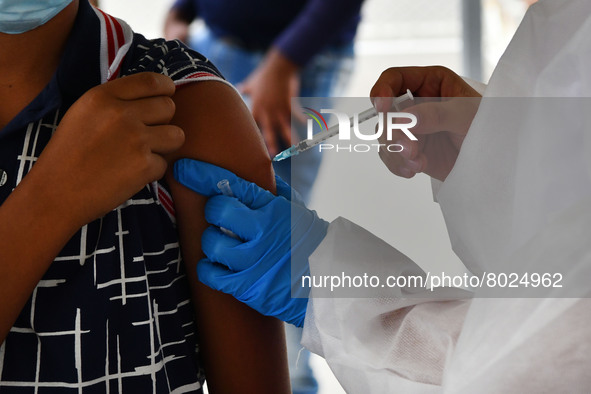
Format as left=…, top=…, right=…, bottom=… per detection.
left=0, top=0, right=73, bottom=34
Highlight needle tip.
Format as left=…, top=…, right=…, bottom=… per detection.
left=273, top=147, right=297, bottom=162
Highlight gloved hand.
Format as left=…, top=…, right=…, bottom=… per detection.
left=174, top=159, right=329, bottom=327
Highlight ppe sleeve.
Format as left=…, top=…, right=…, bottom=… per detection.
left=430, top=77, right=487, bottom=203
left=301, top=217, right=470, bottom=393
left=461, top=77, right=487, bottom=95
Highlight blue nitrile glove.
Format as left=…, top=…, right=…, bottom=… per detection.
left=174, top=159, right=329, bottom=327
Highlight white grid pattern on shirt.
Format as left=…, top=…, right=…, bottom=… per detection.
left=0, top=307, right=201, bottom=392
left=2, top=113, right=200, bottom=392
left=15, top=110, right=59, bottom=188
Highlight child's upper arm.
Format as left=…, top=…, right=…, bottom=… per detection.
left=164, top=81, right=290, bottom=393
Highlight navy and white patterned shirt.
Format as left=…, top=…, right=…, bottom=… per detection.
left=0, top=1, right=228, bottom=392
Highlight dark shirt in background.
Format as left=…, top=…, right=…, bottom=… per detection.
left=171, top=0, right=362, bottom=66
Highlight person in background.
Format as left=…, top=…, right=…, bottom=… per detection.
left=164, top=1, right=363, bottom=392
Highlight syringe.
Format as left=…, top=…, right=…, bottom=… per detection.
left=216, top=179, right=240, bottom=239
left=273, top=89, right=414, bottom=162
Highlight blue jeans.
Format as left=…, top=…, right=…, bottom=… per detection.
left=190, top=26, right=355, bottom=394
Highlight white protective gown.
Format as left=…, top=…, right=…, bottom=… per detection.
left=302, top=0, right=591, bottom=392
